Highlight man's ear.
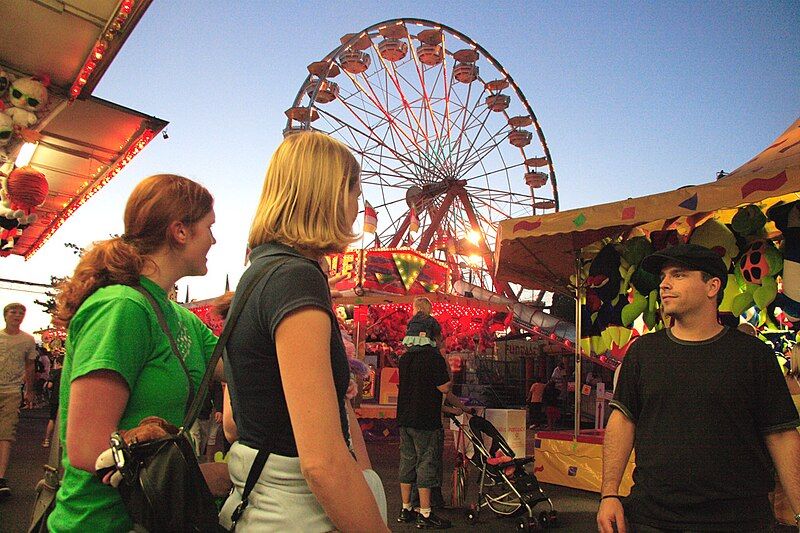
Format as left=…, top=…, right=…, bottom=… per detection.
left=168, top=220, right=189, bottom=245
left=708, top=277, right=722, bottom=299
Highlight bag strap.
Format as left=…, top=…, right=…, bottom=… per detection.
left=180, top=255, right=291, bottom=430
left=134, top=286, right=196, bottom=414
left=230, top=449, right=270, bottom=529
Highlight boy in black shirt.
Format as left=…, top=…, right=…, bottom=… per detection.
left=396, top=297, right=452, bottom=529
left=598, top=244, right=800, bottom=532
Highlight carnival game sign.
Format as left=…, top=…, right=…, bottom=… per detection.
left=325, top=249, right=361, bottom=291
left=325, top=248, right=450, bottom=295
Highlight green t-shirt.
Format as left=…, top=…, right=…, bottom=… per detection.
left=48, top=277, right=217, bottom=533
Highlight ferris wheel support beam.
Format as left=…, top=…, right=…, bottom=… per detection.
left=456, top=188, right=515, bottom=299
left=417, top=189, right=458, bottom=252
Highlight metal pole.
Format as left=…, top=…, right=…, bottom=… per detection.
left=574, top=256, right=583, bottom=441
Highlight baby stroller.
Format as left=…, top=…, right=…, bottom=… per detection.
left=449, top=413, right=558, bottom=531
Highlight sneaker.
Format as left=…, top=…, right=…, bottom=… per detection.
left=397, top=507, right=418, bottom=523
left=0, top=478, right=10, bottom=501
left=415, top=511, right=452, bottom=529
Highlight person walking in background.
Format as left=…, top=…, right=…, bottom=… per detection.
left=396, top=296, right=453, bottom=529
left=219, top=132, right=388, bottom=532
left=0, top=302, right=36, bottom=500
left=598, top=244, right=800, bottom=532
left=42, top=355, right=63, bottom=448
left=527, top=377, right=546, bottom=429
left=47, top=175, right=221, bottom=531
left=542, top=379, right=561, bottom=430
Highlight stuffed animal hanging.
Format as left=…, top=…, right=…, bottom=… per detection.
left=769, top=200, right=800, bottom=327
left=0, top=166, right=49, bottom=251
left=5, top=75, right=49, bottom=128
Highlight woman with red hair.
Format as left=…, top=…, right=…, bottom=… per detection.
left=48, top=174, right=219, bottom=532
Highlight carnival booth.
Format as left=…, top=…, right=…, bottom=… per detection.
left=0, top=0, right=166, bottom=258
left=325, top=247, right=513, bottom=441
left=494, top=117, right=800, bottom=493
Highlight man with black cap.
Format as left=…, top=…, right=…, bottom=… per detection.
left=597, top=243, right=800, bottom=532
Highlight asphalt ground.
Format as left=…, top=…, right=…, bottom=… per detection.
left=1, top=410, right=794, bottom=532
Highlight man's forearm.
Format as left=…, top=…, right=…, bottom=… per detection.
left=24, top=360, right=34, bottom=392
left=602, top=410, right=635, bottom=496
left=766, top=429, right=800, bottom=518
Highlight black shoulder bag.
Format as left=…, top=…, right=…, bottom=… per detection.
left=110, top=258, right=287, bottom=532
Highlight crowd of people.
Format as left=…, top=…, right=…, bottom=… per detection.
left=0, top=132, right=799, bottom=531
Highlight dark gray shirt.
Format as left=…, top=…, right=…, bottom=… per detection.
left=224, top=242, right=350, bottom=456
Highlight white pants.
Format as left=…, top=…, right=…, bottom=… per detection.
left=219, top=441, right=387, bottom=532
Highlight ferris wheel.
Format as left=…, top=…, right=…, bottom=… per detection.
left=285, top=18, right=558, bottom=299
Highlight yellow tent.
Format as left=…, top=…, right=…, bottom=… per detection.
left=495, top=117, right=800, bottom=296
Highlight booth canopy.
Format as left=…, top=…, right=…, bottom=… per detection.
left=495, top=117, right=800, bottom=295
left=0, top=0, right=166, bottom=258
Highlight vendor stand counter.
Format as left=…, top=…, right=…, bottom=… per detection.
left=533, top=430, right=634, bottom=494
left=355, top=404, right=399, bottom=441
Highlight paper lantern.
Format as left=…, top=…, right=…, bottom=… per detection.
left=7, top=166, right=48, bottom=208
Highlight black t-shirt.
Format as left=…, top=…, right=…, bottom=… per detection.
left=397, top=348, right=450, bottom=430
left=611, top=327, right=800, bottom=530
left=224, top=243, right=351, bottom=456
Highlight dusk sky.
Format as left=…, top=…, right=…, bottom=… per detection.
left=3, top=1, right=799, bottom=333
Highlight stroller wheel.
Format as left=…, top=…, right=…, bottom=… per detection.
left=546, top=510, right=559, bottom=528
left=517, top=515, right=541, bottom=531
left=465, top=509, right=478, bottom=524
left=539, top=510, right=549, bottom=527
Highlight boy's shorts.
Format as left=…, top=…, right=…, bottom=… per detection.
left=0, top=391, right=21, bottom=441
left=398, top=426, right=442, bottom=489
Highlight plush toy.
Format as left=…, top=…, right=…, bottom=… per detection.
left=620, top=236, right=660, bottom=329
left=731, top=204, right=768, bottom=244
left=0, top=107, right=13, bottom=168
left=689, top=219, right=739, bottom=270
left=0, top=70, right=11, bottom=97
left=649, top=229, right=680, bottom=251
left=731, top=239, right=783, bottom=323
left=0, top=104, right=12, bottom=146
left=687, top=219, right=741, bottom=327
left=768, top=200, right=800, bottom=326
left=6, top=75, right=49, bottom=128
left=582, top=243, right=630, bottom=355
left=94, top=416, right=179, bottom=487
left=0, top=166, right=49, bottom=250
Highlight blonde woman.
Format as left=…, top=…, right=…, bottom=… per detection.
left=219, top=132, right=388, bottom=532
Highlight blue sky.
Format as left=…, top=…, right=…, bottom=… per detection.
left=3, top=0, right=799, bottom=332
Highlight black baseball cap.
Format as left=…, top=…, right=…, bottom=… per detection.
left=640, top=243, right=728, bottom=290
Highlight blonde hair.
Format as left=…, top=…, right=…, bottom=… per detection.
left=3, top=303, right=25, bottom=317
left=413, top=297, right=432, bottom=315
left=249, top=131, right=360, bottom=255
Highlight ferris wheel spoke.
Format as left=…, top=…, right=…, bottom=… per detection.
left=404, top=28, right=445, bottom=147
left=341, top=68, right=428, bottom=161
left=450, top=107, right=495, bottom=176
left=454, top=121, right=512, bottom=178
left=316, top=106, right=426, bottom=175
left=462, top=161, right=526, bottom=185
left=464, top=192, right=512, bottom=228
